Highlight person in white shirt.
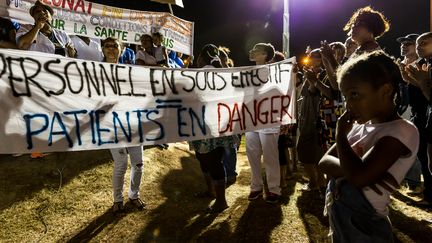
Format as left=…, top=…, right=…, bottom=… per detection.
left=101, top=37, right=146, bottom=213
left=246, top=43, right=281, bottom=204
left=70, top=35, right=103, bottom=61
left=136, top=34, right=157, bottom=66
left=17, top=0, right=76, bottom=57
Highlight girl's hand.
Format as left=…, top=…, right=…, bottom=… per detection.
left=336, top=110, right=354, bottom=138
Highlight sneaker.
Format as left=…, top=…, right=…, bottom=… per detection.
left=112, top=202, right=124, bottom=214
left=265, top=192, right=280, bottom=204
left=129, top=198, right=146, bottom=210
left=248, top=190, right=263, bottom=201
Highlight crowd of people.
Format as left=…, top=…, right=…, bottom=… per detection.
left=296, top=6, right=431, bottom=242
left=2, top=1, right=432, bottom=241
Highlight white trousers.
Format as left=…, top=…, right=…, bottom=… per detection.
left=246, top=131, right=281, bottom=195
left=110, top=146, right=144, bottom=203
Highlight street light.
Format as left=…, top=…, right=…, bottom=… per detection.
left=283, top=0, right=289, bottom=57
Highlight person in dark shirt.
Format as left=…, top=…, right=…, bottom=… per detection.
left=404, top=32, right=432, bottom=206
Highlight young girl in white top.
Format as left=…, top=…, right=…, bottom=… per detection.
left=319, top=51, right=419, bottom=242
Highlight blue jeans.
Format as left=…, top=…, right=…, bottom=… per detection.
left=327, top=179, right=393, bottom=243
left=223, top=146, right=237, bottom=179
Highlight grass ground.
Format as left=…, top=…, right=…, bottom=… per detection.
left=0, top=142, right=431, bottom=242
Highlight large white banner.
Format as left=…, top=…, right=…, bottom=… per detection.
left=0, top=0, right=194, bottom=55
left=0, top=49, right=296, bottom=153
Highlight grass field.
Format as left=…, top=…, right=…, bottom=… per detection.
left=1, top=142, right=431, bottom=242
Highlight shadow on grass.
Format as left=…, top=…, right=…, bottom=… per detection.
left=230, top=199, right=283, bottom=242
left=296, top=188, right=329, bottom=243
left=279, top=177, right=297, bottom=205
left=66, top=209, right=126, bottom=242
left=0, top=150, right=112, bottom=211
left=137, top=148, right=217, bottom=242
left=137, top=146, right=292, bottom=242
left=196, top=163, right=295, bottom=242
left=390, top=206, right=432, bottom=242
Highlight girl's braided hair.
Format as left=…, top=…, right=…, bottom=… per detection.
left=337, top=51, right=404, bottom=115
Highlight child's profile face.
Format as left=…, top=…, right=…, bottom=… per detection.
left=340, top=78, right=386, bottom=124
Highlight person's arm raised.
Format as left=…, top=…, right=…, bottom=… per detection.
left=17, top=16, right=47, bottom=50
left=320, top=41, right=339, bottom=90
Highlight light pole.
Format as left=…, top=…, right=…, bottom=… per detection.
left=283, top=0, right=290, bottom=57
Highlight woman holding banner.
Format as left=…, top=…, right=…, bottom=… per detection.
left=245, top=43, right=281, bottom=204
left=102, top=37, right=146, bottom=213
left=189, top=44, right=238, bottom=214
left=16, top=0, right=77, bottom=158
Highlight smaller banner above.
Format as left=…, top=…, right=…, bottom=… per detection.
left=0, top=0, right=194, bottom=55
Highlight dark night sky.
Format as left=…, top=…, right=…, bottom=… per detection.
left=90, top=0, right=429, bottom=66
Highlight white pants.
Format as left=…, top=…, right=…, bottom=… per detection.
left=246, top=131, right=281, bottom=195
left=110, top=146, right=144, bottom=203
